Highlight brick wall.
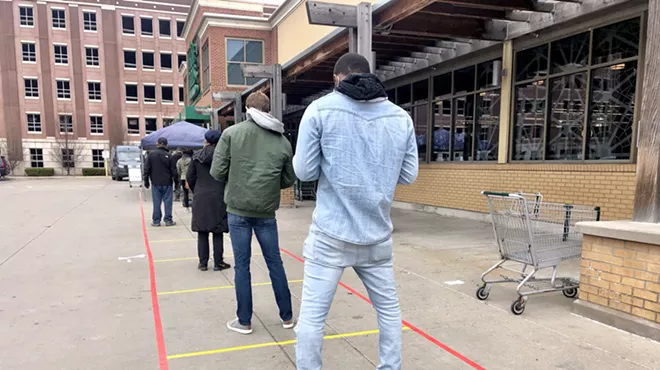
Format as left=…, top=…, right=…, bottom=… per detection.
left=280, top=187, right=294, bottom=207
left=395, top=163, right=636, bottom=221
left=579, top=235, right=660, bottom=324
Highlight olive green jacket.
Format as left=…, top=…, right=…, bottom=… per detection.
left=210, top=119, right=296, bottom=219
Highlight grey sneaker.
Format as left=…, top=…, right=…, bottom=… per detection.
left=227, top=318, right=252, bottom=335
left=164, top=220, right=177, bottom=227
left=151, top=222, right=161, bottom=227
left=282, top=319, right=295, bottom=329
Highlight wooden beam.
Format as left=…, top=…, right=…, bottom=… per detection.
left=633, top=5, right=660, bottom=223
left=356, top=2, right=373, bottom=71
left=388, top=14, right=501, bottom=41
left=284, top=33, right=348, bottom=80
left=419, top=3, right=510, bottom=20
left=306, top=1, right=358, bottom=27
left=375, top=0, right=436, bottom=28
left=433, top=0, right=534, bottom=11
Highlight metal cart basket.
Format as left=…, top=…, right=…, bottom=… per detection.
left=477, top=191, right=600, bottom=315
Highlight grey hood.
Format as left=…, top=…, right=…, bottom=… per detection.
left=246, top=107, right=284, bottom=134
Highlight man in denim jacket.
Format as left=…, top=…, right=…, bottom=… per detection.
left=293, top=53, right=419, bottom=370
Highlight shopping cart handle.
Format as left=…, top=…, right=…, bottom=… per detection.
left=481, top=191, right=513, bottom=197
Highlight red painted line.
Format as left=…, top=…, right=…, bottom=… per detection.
left=139, top=191, right=169, bottom=370
left=279, top=247, right=485, bottom=370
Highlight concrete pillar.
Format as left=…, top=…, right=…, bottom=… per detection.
left=498, top=41, right=514, bottom=164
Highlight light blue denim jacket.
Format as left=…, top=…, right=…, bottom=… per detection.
left=293, top=91, right=419, bottom=245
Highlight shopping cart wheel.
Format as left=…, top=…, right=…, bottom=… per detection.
left=476, top=286, right=490, bottom=300
left=511, top=298, right=526, bottom=315
left=562, top=288, right=578, bottom=298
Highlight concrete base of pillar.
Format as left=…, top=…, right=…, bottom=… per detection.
left=573, top=299, right=660, bottom=342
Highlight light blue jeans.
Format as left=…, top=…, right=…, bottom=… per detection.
left=295, top=230, right=402, bottom=370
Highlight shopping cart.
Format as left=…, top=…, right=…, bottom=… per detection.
left=477, top=191, right=600, bottom=315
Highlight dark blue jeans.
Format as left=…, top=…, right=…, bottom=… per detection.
left=228, top=213, right=293, bottom=326
left=151, top=185, right=173, bottom=224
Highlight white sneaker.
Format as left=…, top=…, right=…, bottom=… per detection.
left=227, top=318, right=253, bottom=335
left=282, top=319, right=295, bottom=329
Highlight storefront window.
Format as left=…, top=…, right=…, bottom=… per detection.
left=512, top=17, right=640, bottom=161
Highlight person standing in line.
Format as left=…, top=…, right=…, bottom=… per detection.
left=293, top=53, right=419, bottom=370
left=143, top=137, right=178, bottom=227
left=186, top=131, right=231, bottom=272
left=176, top=148, right=193, bottom=209
left=210, top=91, right=297, bottom=335
left=171, top=148, right=183, bottom=202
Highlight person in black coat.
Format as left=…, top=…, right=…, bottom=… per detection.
left=186, top=130, right=231, bottom=272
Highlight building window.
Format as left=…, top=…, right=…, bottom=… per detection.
left=178, top=86, right=184, bottom=103
left=125, top=83, right=138, bottom=102
left=30, top=148, right=44, bottom=168
left=127, top=117, right=139, bottom=134
left=226, top=39, right=264, bottom=86
left=122, top=15, right=134, bottom=34
left=143, top=51, right=154, bottom=70
left=158, top=19, right=171, bottom=37
left=24, top=78, right=39, bottom=98
left=56, top=79, right=71, bottom=99
left=160, top=52, right=172, bottom=71
left=90, top=116, right=103, bottom=134
left=124, top=50, right=137, bottom=68
left=83, top=11, right=97, bottom=31
left=202, top=41, right=210, bottom=89
left=27, top=113, right=42, bottom=133
left=85, top=47, right=99, bottom=66
left=145, top=118, right=157, bottom=134
left=52, top=9, right=66, bottom=29
left=20, top=6, right=34, bottom=27
left=162, top=86, right=173, bottom=103
left=54, top=44, right=68, bottom=64
left=88, top=82, right=102, bottom=101
left=140, top=17, right=153, bottom=36
left=144, top=85, right=156, bottom=103
left=176, top=20, right=185, bottom=38
left=59, top=114, right=73, bottom=133
left=22, top=42, right=36, bottom=62
left=92, top=149, right=104, bottom=168
left=163, top=118, right=174, bottom=127
left=61, top=149, right=74, bottom=168
left=177, top=54, right=186, bottom=69
left=512, top=17, right=641, bottom=161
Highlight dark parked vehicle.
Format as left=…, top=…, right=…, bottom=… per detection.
left=0, top=156, right=9, bottom=178
left=110, top=145, right=141, bottom=181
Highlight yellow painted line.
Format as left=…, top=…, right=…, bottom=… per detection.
left=167, top=327, right=410, bottom=360
left=154, top=253, right=263, bottom=263
left=158, top=279, right=304, bottom=296
left=150, top=238, right=197, bottom=243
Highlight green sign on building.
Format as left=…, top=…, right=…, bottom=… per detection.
left=187, top=39, right=201, bottom=103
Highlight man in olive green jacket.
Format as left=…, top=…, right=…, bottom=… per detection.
left=210, top=91, right=296, bottom=335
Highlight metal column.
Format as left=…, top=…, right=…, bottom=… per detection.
left=241, top=64, right=284, bottom=121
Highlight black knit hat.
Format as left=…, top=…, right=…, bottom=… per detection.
left=204, top=130, right=221, bottom=144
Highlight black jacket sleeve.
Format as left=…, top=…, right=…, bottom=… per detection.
left=186, top=162, right=197, bottom=193
left=143, top=152, right=151, bottom=183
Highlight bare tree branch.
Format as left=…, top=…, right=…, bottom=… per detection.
left=50, top=132, right=85, bottom=176
left=0, top=139, right=24, bottom=174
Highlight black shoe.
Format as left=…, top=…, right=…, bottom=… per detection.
left=164, top=220, right=177, bottom=227
left=198, top=263, right=208, bottom=271
left=213, top=262, right=231, bottom=271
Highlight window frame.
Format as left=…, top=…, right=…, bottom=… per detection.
left=142, top=51, right=155, bottom=71
left=30, top=148, right=44, bottom=168
left=83, top=11, right=97, bottom=32
left=58, top=114, right=74, bottom=134
left=177, top=53, right=186, bottom=70
left=88, top=81, right=102, bottom=101
left=26, top=112, right=42, bottom=133
left=21, top=42, right=37, bottom=63
left=158, top=18, right=171, bottom=38
left=145, top=117, right=157, bottom=134
left=161, top=85, right=173, bottom=104
left=20, top=6, right=35, bottom=27
left=92, top=149, right=105, bottom=168
left=122, top=15, right=135, bottom=35
left=51, top=8, right=66, bottom=29
left=160, top=52, right=172, bottom=71
left=127, top=116, right=140, bottom=135
left=143, top=84, right=156, bottom=104
left=24, top=78, right=39, bottom=98
left=85, top=46, right=100, bottom=67
left=56, top=79, right=71, bottom=100
left=225, top=38, right=265, bottom=87
left=510, top=15, right=643, bottom=163
left=140, top=16, right=153, bottom=37
left=90, top=115, right=104, bottom=135
left=123, top=49, right=137, bottom=69
left=53, top=44, right=68, bottom=65
left=125, top=83, right=138, bottom=103
left=178, top=85, right=184, bottom=103
left=176, top=20, right=185, bottom=38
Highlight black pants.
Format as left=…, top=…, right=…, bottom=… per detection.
left=198, top=232, right=224, bottom=266
left=173, top=177, right=181, bottom=201
left=180, top=180, right=190, bottom=208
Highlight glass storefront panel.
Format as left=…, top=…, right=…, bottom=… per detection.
left=547, top=72, right=587, bottom=160
left=513, top=81, right=546, bottom=161
left=475, top=91, right=501, bottom=161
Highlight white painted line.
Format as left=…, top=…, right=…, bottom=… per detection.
left=444, top=280, right=465, bottom=286
left=118, top=254, right=146, bottom=263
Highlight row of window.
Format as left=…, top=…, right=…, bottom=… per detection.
left=125, top=84, right=185, bottom=104
left=22, top=42, right=185, bottom=72
left=25, top=113, right=103, bottom=134
left=386, top=17, right=641, bottom=163
left=24, top=78, right=102, bottom=101
left=28, top=148, right=105, bottom=168
left=19, top=6, right=185, bottom=39
left=127, top=117, right=174, bottom=135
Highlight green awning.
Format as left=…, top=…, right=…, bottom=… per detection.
left=175, top=106, right=210, bottom=122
